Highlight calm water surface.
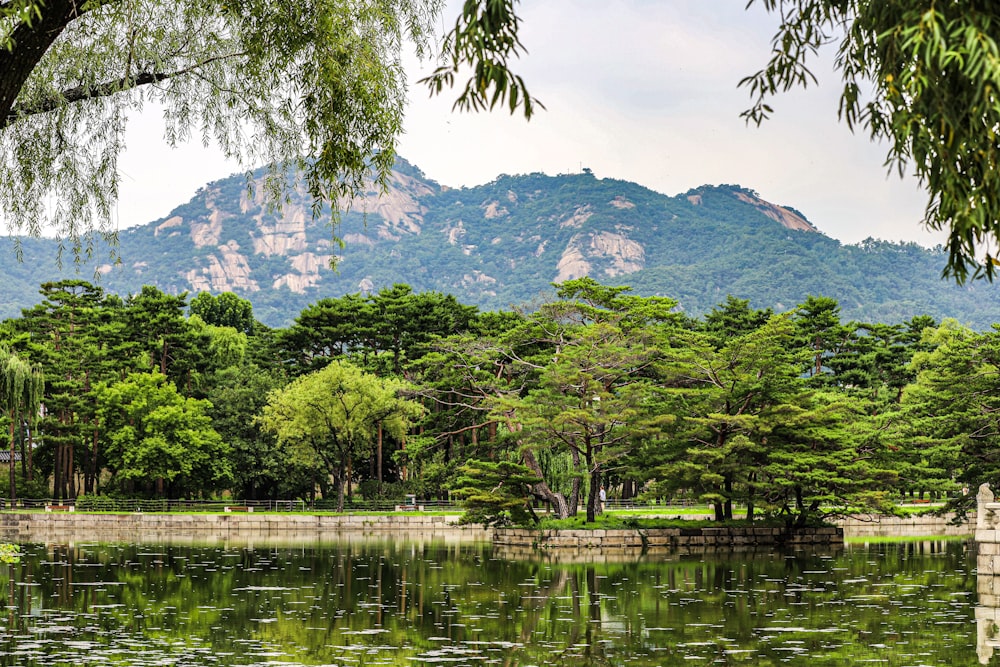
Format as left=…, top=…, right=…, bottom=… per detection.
left=0, top=538, right=988, bottom=666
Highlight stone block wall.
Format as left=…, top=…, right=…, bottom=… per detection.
left=494, top=525, right=843, bottom=557
left=837, top=513, right=973, bottom=538
left=0, top=512, right=489, bottom=546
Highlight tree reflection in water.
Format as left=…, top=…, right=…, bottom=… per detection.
left=0, top=538, right=985, bottom=666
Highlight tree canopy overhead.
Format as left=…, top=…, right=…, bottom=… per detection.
left=744, top=1, right=1000, bottom=283
left=0, top=0, right=535, bottom=253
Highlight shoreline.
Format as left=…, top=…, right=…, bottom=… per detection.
left=0, top=510, right=973, bottom=546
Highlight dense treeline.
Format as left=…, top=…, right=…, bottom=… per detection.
left=0, top=278, right=993, bottom=528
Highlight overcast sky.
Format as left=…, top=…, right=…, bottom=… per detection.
left=115, top=0, right=944, bottom=248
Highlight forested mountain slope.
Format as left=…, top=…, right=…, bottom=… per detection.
left=2, top=159, right=998, bottom=327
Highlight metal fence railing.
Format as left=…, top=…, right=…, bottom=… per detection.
left=1, top=497, right=463, bottom=513
left=2, top=496, right=949, bottom=514
left=603, top=498, right=704, bottom=511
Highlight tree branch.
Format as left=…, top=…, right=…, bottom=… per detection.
left=6, top=51, right=246, bottom=124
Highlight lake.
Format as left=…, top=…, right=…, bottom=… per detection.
left=0, top=537, right=989, bottom=666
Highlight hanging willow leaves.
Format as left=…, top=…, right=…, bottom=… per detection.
left=743, top=1, right=1000, bottom=283
left=0, top=346, right=44, bottom=502
left=0, top=0, right=537, bottom=263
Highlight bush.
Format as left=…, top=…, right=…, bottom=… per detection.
left=0, top=469, right=49, bottom=500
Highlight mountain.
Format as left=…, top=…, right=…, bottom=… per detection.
left=3, top=158, right=1000, bottom=328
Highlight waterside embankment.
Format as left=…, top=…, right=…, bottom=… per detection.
left=0, top=511, right=489, bottom=546
left=0, top=510, right=973, bottom=546
left=836, top=512, right=972, bottom=538
left=494, top=524, right=843, bottom=554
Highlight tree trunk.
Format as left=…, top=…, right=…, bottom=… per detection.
left=26, top=426, right=33, bottom=483
left=336, top=469, right=346, bottom=513
left=9, top=419, right=16, bottom=505
left=377, top=424, right=383, bottom=484
left=0, top=0, right=87, bottom=128
left=18, top=420, right=26, bottom=480
left=569, top=477, right=581, bottom=517
left=346, top=451, right=353, bottom=501
left=724, top=475, right=733, bottom=521
left=586, top=468, right=601, bottom=524
left=53, top=442, right=62, bottom=500
left=568, top=446, right=582, bottom=516
left=522, top=449, right=569, bottom=519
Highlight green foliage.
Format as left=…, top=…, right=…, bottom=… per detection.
left=95, top=371, right=232, bottom=497
left=203, top=363, right=294, bottom=500
left=744, top=1, right=1000, bottom=282
left=0, top=0, right=444, bottom=259
left=885, top=320, right=1000, bottom=505
left=0, top=270, right=992, bottom=518
left=259, top=359, right=424, bottom=510
left=0, top=543, right=19, bottom=564
left=189, top=292, right=255, bottom=334
left=0, top=464, right=48, bottom=499
left=420, top=0, right=542, bottom=118
left=450, top=459, right=541, bottom=527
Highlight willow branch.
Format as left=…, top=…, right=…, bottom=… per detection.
left=7, top=51, right=246, bottom=123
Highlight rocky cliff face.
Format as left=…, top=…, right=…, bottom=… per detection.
left=141, top=165, right=436, bottom=297
left=70, top=159, right=993, bottom=330
left=127, top=161, right=825, bottom=306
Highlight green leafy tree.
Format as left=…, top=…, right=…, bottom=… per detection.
left=497, top=320, right=669, bottom=523
left=189, top=292, right=255, bottom=335
left=887, top=320, right=1000, bottom=505
left=15, top=280, right=134, bottom=498
left=760, top=390, right=897, bottom=528
left=204, top=362, right=298, bottom=500
left=95, top=371, right=232, bottom=497
left=744, top=1, right=1000, bottom=281
left=278, top=285, right=478, bottom=376
left=259, top=359, right=424, bottom=510
left=653, top=315, right=806, bottom=521
left=411, top=279, right=682, bottom=520
left=701, top=296, right=773, bottom=344
left=793, top=295, right=847, bottom=384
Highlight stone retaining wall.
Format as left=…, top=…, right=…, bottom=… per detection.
left=494, top=525, right=843, bottom=554
left=0, top=512, right=489, bottom=545
left=837, top=513, right=973, bottom=538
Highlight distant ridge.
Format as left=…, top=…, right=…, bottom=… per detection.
left=1, top=158, right=997, bottom=329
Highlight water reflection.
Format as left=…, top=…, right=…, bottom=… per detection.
left=0, top=538, right=986, bottom=666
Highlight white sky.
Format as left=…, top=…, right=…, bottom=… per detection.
left=115, top=0, right=944, bottom=248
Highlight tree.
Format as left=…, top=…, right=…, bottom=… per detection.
left=758, top=390, right=897, bottom=528
left=204, top=362, right=297, bottom=500
left=188, top=292, right=255, bottom=335
left=793, top=295, right=846, bottom=383
left=744, top=1, right=1000, bottom=282
left=259, top=359, right=424, bottom=511
left=95, top=371, right=231, bottom=497
left=888, top=321, right=1000, bottom=505
left=653, top=315, right=806, bottom=521
left=277, top=286, right=478, bottom=377
left=450, top=458, right=541, bottom=527
left=125, top=286, right=193, bottom=382
left=15, top=280, right=132, bottom=498
left=0, top=347, right=42, bottom=503
left=411, top=279, right=682, bottom=521
left=1, top=0, right=535, bottom=253
left=497, top=320, right=669, bottom=524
